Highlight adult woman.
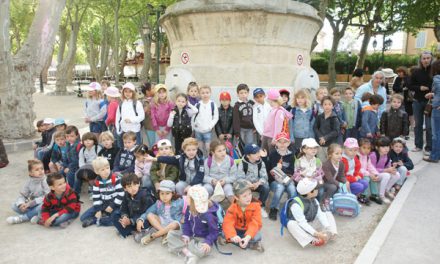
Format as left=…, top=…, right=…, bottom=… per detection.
left=410, top=51, right=433, bottom=153
left=423, top=60, right=440, bottom=163
left=393, top=66, right=414, bottom=131
left=355, top=70, right=387, bottom=118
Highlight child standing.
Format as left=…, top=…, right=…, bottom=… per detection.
left=104, top=86, right=121, bottom=136
left=215, top=92, right=234, bottom=141
left=98, top=131, right=120, bottom=170
left=267, top=132, right=297, bottom=221
left=167, top=185, right=219, bottom=264
left=279, top=89, right=291, bottom=110
left=85, top=82, right=107, bottom=137
left=167, top=93, right=198, bottom=152
left=380, top=94, right=409, bottom=140
left=290, top=89, right=315, bottom=152
left=81, top=157, right=125, bottom=227
left=313, top=96, right=340, bottom=162
left=357, top=139, right=382, bottom=204
left=329, top=88, right=347, bottom=144
left=223, top=180, right=264, bottom=252
left=138, top=180, right=184, bottom=245
left=252, top=88, right=272, bottom=143
left=140, top=82, right=156, bottom=148
left=187, top=81, right=200, bottom=106
left=115, top=82, right=145, bottom=146
left=203, top=140, right=237, bottom=203
left=342, top=87, right=362, bottom=140
left=237, top=143, right=270, bottom=218
left=113, top=131, right=137, bottom=174
left=369, top=137, right=401, bottom=204
left=389, top=137, right=414, bottom=192
left=150, top=139, right=179, bottom=191
left=262, top=89, right=293, bottom=153
left=113, top=173, right=156, bottom=241
left=321, top=144, right=346, bottom=211
left=150, top=84, right=175, bottom=141
left=39, top=172, right=80, bottom=228
left=6, top=160, right=50, bottom=224
left=134, top=144, right=154, bottom=190
left=293, top=138, right=324, bottom=184
left=192, top=85, right=219, bottom=156
left=360, top=94, right=384, bottom=139
left=312, top=87, right=329, bottom=115
left=64, top=126, right=82, bottom=191
left=232, top=83, right=255, bottom=145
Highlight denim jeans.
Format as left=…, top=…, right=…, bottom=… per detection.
left=80, top=206, right=120, bottom=227
left=363, top=176, right=379, bottom=196
left=430, top=108, right=440, bottom=160
left=51, top=212, right=79, bottom=226
left=269, top=181, right=297, bottom=209
left=234, top=229, right=262, bottom=247
left=413, top=100, right=432, bottom=150
left=254, top=184, right=270, bottom=206
left=11, top=203, right=42, bottom=221
left=112, top=211, right=150, bottom=237
left=240, top=128, right=255, bottom=145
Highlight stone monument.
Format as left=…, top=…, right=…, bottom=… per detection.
left=161, top=0, right=322, bottom=98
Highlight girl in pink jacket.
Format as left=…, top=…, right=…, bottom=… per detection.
left=150, top=84, right=175, bottom=141
left=262, top=89, right=293, bottom=153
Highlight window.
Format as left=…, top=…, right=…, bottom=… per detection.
left=415, top=31, right=426, bottom=48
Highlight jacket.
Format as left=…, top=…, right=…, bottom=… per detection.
left=313, top=112, right=340, bottom=146
left=354, top=81, right=387, bottom=117
left=92, top=174, right=125, bottom=210
left=342, top=99, right=362, bottom=129
left=84, top=98, right=107, bottom=122
left=333, top=101, right=346, bottom=126
left=151, top=100, right=175, bottom=131
left=120, top=189, right=156, bottom=225
left=253, top=102, right=271, bottom=135
left=223, top=199, right=262, bottom=240
left=41, top=184, right=81, bottom=222
left=359, top=106, right=378, bottom=138
left=38, top=127, right=56, bottom=148
left=392, top=76, right=412, bottom=103
left=233, top=100, right=255, bottom=135
left=182, top=203, right=219, bottom=246
left=358, top=153, right=379, bottom=177
left=389, top=150, right=414, bottom=170
left=134, top=159, right=152, bottom=178
left=203, top=155, right=237, bottom=184
left=267, top=149, right=295, bottom=183
left=157, top=152, right=205, bottom=186
left=15, top=176, right=50, bottom=208
left=262, top=106, right=293, bottom=139
left=215, top=105, right=233, bottom=137
left=149, top=161, right=179, bottom=185
left=106, top=100, right=119, bottom=126
left=142, top=97, right=154, bottom=130
left=409, top=66, right=432, bottom=102
left=380, top=108, right=409, bottom=139
left=140, top=198, right=185, bottom=223
left=98, top=145, right=120, bottom=170
left=167, top=105, right=196, bottom=139
left=341, top=155, right=363, bottom=183
left=50, top=144, right=68, bottom=167
left=369, top=151, right=391, bottom=173
left=78, top=145, right=102, bottom=168
left=236, top=156, right=268, bottom=185
left=192, top=100, right=219, bottom=133
left=432, top=75, right=440, bottom=108
left=322, top=159, right=346, bottom=186
left=290, top=107, right=315, bottom=139
left=113, top=147, right=136, bottom=174
left=66, top=139, right=81, bottom=172
left=115, top=99, right=145, bottom=134
left=293, top=156, right=324, bottom=183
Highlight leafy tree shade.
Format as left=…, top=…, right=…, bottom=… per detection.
left=401, top=0, right=440, bottom=42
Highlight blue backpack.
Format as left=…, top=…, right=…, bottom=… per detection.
left=330, top=183, right=360, bottom=217
left=279, top=196, right=304, bottom=235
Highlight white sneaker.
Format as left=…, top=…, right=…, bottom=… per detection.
left=380, top=196, right=391, bottom=204
left=6, top=215, right=25, bottom=224
left=261, top=208, right=268, bottom=218
left=385, top=191, right=395, bottom=200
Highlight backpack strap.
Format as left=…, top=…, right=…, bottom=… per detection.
left=75, top=142, right=82, bottom=153
left=229, top=156, right=234, bottom=167
left=290, top=107, right=296, bottom=120
left=133, top=100, right=138, bottom=116
left=193, top=103, right=201, bottom=121
left=118, top=102, right=123, bottom=128
left=207, top=155, right=213, bottom=169
left=182, top=196, right=188, bottom=215
left=111, top=173, right=116, bottom=186
left=210, top=101, right=214, bottom=118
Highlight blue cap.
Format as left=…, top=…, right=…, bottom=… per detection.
left=54, top=118, right=65, bottom=126
left=253, top=88, right=265, bottom=97
left=244, top=144, right=261, bottom=155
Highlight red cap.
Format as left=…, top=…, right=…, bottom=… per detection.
left=219, top=92, right=231, bottom=101
left=275, top=132, right=290, bottom=142
left=279, top=89, right=290, bottom=95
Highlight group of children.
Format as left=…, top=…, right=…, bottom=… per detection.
left=6, top=80, right=416, bottom=263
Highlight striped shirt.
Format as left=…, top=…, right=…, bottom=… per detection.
left=92, top=174, right=124, bottom=210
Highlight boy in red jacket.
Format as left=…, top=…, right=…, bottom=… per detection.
left=39, top=172, right=81, bottom=228
left=341, top=138, right=370, bottom=205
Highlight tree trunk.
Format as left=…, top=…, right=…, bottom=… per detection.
left=139, top=18, right=152, bottom=82
left=113, top=0, right=121, bottom=85
left=57, top=24, right=67, bottom=65
left=98, top=23, right=110, bottom=81
left=86, top=33, right=99, bottom=80
left=119, top=47, right=128, bottom=81
left=328, top=32, right=342, bottom=88
left=356, top=26, right=373, bottom=70
left=311, top=0, right=328, bottom=52
left=434, top=24, right=440, bottom=43
left=0, top=0, right=66, bottom=139
left=41, top=48, right=54, bottom=84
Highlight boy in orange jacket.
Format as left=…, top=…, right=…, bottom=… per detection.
left=222, top=180, right=264, bottom=252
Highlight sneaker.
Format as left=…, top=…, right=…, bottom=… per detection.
left=249, top=241, right=265, bottom=252
left=369, top=195, right=383, bottom=205
left=30, top=216, right=40, bottom=224
left=81, top=217, right=95, bottom=228
left=161, top=236, right=168, bottom=246
left=423, top=157, right=439, bottom=163
left=380, top=196, right=391, bottom=204
left=310, top=238, right=326, bottom=247
left=185, top=255, right=199, bottom=264
left=134, top=229, right=151, bottom=243
left=59, top=220, right=72, bottom=229
left=140, top=233, right=156, bottom=245
left=6, top=215, right=25, bottom=224
left=385, top=191, right=395, bottom=200
left=268, top=208, right=278, bottom=221
left=411, top=147, right=422, bottom=152
left=261, top=208, right=268, bottom=218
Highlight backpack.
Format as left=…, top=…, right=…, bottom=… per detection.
left=193, top=101, right=215, bottom=122
left=242, top=160, right=263, bottom=179
left=279, top=196, right=304, bottom=235
left=207, top=155, right=235, bottom=169
left=94, top=173, right=117, bottom=187
left=118, top=100, right=140, bottom=127
left=224, top=139, right=234, bottom=158
left=329, top=183, right=360, bottom=217
left=86, top=100, right=108, bottom=121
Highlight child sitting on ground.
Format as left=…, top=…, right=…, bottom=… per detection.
left=39, top=172, right=81, bottom=228
left=237, top=143, right=270, bottom=218
left=321, top=144, right=346, bottom=211
left=293, top=138, right=324, bottom=184
left=80, top=157, right=125, bottom=228
left=389, top=137, right=414, bottom=193
left=150, top=139, right=179, bottom=191
left=133, top=144, right=154, bottom=190
left=167, top=185, right=219, bottom=264
left=138, top=180, right=184, bottom=245
left=223, top=180, right=265, bottom=252
left=357, top=139, right=382, bottom=205
left=113, top=131, right=137, bottom=174
left=49, top=131, right=68, bottom=173
left=98, top=131, right=120, bottom=171
left=6, top=160, right=50, bottom=224
left=113, top=173, right=156, bottom=242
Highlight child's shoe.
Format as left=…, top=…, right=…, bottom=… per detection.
left=380, top=196, right=391, bottom=204
left=6, top=215, right=25, bottom=224
left=369, top=195, right=383, bottom=205
left=161, top=236, right=168, bottom=246
left=185, top=255, right=199, bottom=264
left=310, top=238, right=326, bottom=247
left=385, top=191, right=395, bottom=200
left=268, top=208, right=278, bottom=221
left=59, top=220, right=73, bottom=229
left=249, top=241, right=265, bottom=252
left=140, top=233, right=156, bottom=245
left=30, top=216, right=40, bottom=224
left=81, top=217, right=95, bottom=228
left=261, top=208, right=268, bottom=218
left=134, top=229, right=151, bottom=243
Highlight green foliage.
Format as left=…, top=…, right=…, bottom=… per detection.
left=9, top=0, right=37, bottom=54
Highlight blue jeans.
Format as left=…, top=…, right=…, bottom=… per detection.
left=11, top=203, right=42, bottom=221
left=413, top=100, right=432, bottom=150
left=89, top=121, right=107, bottom=133
left=254, top=184, right=270, bottom=206
left=233, top=229, right=262, bottom=247
left=240, top=128, right=254, bottom=145
left=112, top=211, right=150, bottom=237
left=51, top=212, right=79, bottom=226
left=195, top=131, right=212, bottom=143
left=143, top=128, right=157, bottom=148
left=269, top=181, right=297, bottom=209
left=430, top=108, right=440, bottom=160
left=80, top=206, right=120, bottom=227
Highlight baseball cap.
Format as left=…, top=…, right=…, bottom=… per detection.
left=54, top=118, right=65, bottom=126
left=233, top=179, right=252, bottom=196
left=122, top=82, right=136, bottom=91
left=157, top=139, right=172, bottom=148
left=275, top=132, right=290, bottom=142
left=43, top=118, right=55, bottom=124
left=344, top=138, right=359, bottom=149
left=302, top=138, right=319, bottom=148
left=267, top=89, right=280, bottom=101
left=159, top=180, right=176, bottom=192
left=243, top=144, right=261, bottom=155
left=219, top=92, right=231, bottom=101
left=253, top=88, right=265, bottom=97
left=297, top=178, right=318, bottom=195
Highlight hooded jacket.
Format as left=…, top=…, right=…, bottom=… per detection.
left=182, top=202, right=219, bottom=246
left=313, top=112, right=340, bottom=146
left=341, top=155, right=363, bottom=183
left=15, top=176, right=50, bottom=208
left=359, top=105, right=378, bottom=138
left=223, top=199, right=262, bottom=240
left=236, top=156, right=268, bottom=185
left=262, top=106, right=293, bottom=139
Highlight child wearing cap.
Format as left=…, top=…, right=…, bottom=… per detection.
left=289, top=89, right=315, bottom=152
left=54, top=118, right=67, bottom=131
left=313, top=96, right=340, bottom=162
left=341, top=138, right=370, bottom=205
left=232, top=83, right=255, bottom=145
left=85, top=82, right=108, bottom=137
left=223, top=179, right=264, bottom=252
left=150, top=84, right=174, bottom=142
left=167, top=185, right=219, bottom=264
left=138, top=180, right=185, bottom=245
left=267, top=132, right=297, bottom=221
left=285, top=178, right=337, bottom=248
left=115, top=82, right=145, bottom=146
left=279, top=89, right=291, bottom=110
left=262, top=89, right=293, bottom=153
left=104, top=86, right=121, bottom=135
left=113, top=131, right=137, bottom=174
left=215, top=91, right=234, bottom=141
left=389, top=137, right=414, bottom=193
left=150, top=139, right=179, bottom=191
left=252, top=88, right=271, bottom=142
left=293, top=138, right=324, bottom=184
left=236, top=143, right=270, bottom=218
left=147, top=138, right=207, bottom=196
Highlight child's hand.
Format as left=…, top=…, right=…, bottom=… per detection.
left=64, top=168, right=69, bottom=174
left=230, top=236, right=241, bottom=244
left=182, top=235, right=190, bottom=245
left=119, top=216, right=130, bottom=228
left=136, top=220, right=144, bottom=232
left=259, top=149, right=267, bottom=157
left=170, top=110, right=176, bottom=116
left=19, top=204, right=28, bottom=212
left=319, top=137, right=326, bottom=145
left=44, top=213, right=59, bottom=227
left=355, top=176, right=361, bottom=181
left=219, top=179, right=226, bottom=186
left=226, top=134, right=232, bottom=139
left=366, top=133, right=373, bottom=138
left=200, top=243, right=211, bottom=253
left=239, top=236, right=251, bottom=249
left=398, top=160, right=403, bottom=166
left=211, top=179, right=218, bottom=186
left=145, top=155, right=156, bottom=162
left=277, top=162, right=283, bottom=169
left=219, top=134, right=225, bottom=140
left=315, top=231, right=328, bottom=241
left=95, top=211, right=102, bottom=219
left=371, top=174, right=379, bottom=182
left=105, top=206, right=113, bottom=213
